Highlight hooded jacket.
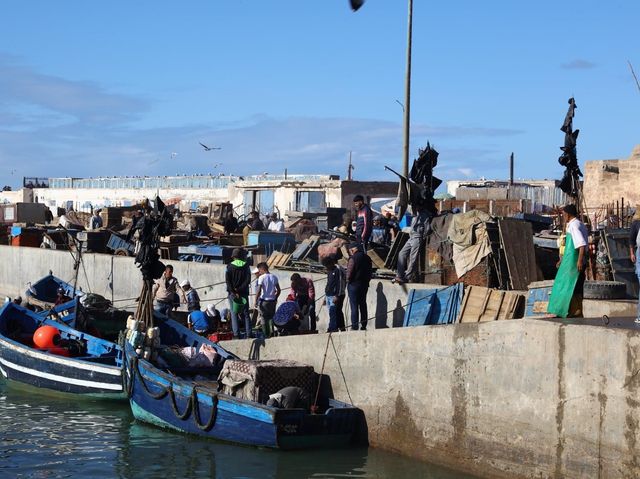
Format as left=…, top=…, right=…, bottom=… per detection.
left=225, top=259, right=251, bottom=297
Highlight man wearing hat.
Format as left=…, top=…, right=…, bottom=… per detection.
left=180, top=279, right=200, bottom=312
left=225, top=248, right=252, bottom=338
left=548, top=204, right=588, bottom=318
left=346, top=241, right=372, bottom=331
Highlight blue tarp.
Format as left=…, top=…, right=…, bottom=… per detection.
left=403, top=283, right=464, bottom=327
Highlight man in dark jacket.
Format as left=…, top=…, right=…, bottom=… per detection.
left=353, top=195, right=372, bottom=249
left=322, top=257, right=346, bottom=332
left=346, top=242, right=372, bottom=331
left=225, top=248, right=252, bottom=338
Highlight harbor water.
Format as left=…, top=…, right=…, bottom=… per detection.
left=0, top=381, right=476, bottom=479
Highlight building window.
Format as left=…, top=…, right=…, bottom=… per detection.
left=243, top=190, right=275, bottom=216
left=295, top=191, right=326, bottom=213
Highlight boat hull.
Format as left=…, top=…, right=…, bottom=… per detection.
left=125, top=346, right=363, bottom=449
left=0, top=336, right=124, bottom=398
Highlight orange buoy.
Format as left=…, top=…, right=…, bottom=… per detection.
left=33, top=325, right=61, bottom=349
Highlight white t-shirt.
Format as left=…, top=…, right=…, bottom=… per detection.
left=566, top=218, right=588, bottom=249
left=268, top=220, right=285, bottom=232
left=257, top=273, right=279, bottom=300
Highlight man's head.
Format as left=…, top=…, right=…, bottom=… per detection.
left=290, top=273, right=301, bottom=286
left=250, top=211, right=259, bottom=219
left=164, top=265, right=174, bottom=278
left=270, top=213, right=278, bottom=221
left=321, top=256, right=336, bottom=270
left=13, top=296, right=22, bottom=305
left=257, top=262, right=269, bottom=274
left=352, top=195, right=364, bottom=210
left=180, top=279, right=190, bottom=290
left=562, top=204, right=578, bottom=222
left=348, top=242, right=360, bottom=255
left=231, top=248, right=243, bottom=259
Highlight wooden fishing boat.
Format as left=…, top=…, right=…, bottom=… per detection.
left=123, top=325, right=366, bottom=449
left=25, top=274, right=84, bottom=310
left=0, top=302, right=124, bottom=398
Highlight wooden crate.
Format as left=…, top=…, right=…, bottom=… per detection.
left=458, top=285, right=525, bottom=322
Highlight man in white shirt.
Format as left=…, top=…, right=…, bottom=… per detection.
left=267, top=213, right=285, bottom=232
left=254, top=262, right=281, bottom=337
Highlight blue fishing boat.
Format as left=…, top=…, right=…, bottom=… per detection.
left=0, top=302, right=124, bottom=398
left=25, top=274, right=84, bottom=310
left=123, top=328, right=365, bottom=449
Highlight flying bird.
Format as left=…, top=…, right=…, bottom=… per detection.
left=199, top=142, right=222, bottom=151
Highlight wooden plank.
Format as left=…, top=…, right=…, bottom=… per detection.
left=367, top=250, right=386, bottom=270
left=498, top=219, right=538, bottom=291
left=385, top=231, right=409, bottom=269
left=605, top=229, right=639, bottom=298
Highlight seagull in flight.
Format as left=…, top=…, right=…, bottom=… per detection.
left=199, top=142, right=222, bottom=151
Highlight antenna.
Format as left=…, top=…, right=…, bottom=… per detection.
left=347, top=151, right=354, bottom=180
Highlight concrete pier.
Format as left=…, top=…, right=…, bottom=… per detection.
left=223, top=320, right=640, bottom=479
left=2, top=245, right=640, bottom=478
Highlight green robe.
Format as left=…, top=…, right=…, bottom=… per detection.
left=547, top=233, right=580, bottom=318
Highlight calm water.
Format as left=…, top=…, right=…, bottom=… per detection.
left=0, top=381, right=476, bottom=479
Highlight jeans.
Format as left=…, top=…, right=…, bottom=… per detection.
left=296, top=297, right=316, bottom=331
left=154, top=300, right=173, bottom=318
left=228, top=294, right=251, bottom=339
left=396, top=211, right=431, bottom=282
left=258, top=299, right=277, bottom=338
left=326, top=295, right=346, bottom=332
left=347, top=283, right=369, bottom=331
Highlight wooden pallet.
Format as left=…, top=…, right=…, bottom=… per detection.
left=458, top=285, right=525, bottom=323
left=267, top=251, right=292, bottom=268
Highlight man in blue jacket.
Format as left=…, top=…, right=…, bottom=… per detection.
left=346, top=242, right=372, bottom=331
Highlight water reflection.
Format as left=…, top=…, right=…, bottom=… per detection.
left=1, top=381, right=475, bottom=479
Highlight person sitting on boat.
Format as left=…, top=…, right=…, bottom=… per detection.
left=180, top=280, right=200, bottom=312
left=54, top=288, right=71, bottom=306
left=266, top=386, right=310, bottom=409
left=187, top=306, right=218, bottom=336
left=267, top=213, right=285, bottom=232
left=153, top=265, right=186, bottom=317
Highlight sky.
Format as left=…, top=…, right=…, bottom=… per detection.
left=0, top=0, right=638, bottom=188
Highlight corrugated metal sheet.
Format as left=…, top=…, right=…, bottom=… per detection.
left=403, top=283, right=464, bottom=327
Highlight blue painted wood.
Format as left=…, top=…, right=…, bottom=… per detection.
left=124, top=337, right=364, bottom=449
left=0, top=302, right=124, bottom=397
left=26, top=274, right=84, bottom=305
left=525, top=284, right=554, bottom=317
left=403, top=283, right=464, bottom=327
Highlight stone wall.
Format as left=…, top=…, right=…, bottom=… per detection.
left=223, top=320, right=640, bottom=479
left=583, top=145, right=640, bottom=210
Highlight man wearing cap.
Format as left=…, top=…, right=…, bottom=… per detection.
left=254, top=262, right=281, bottom=338
left=225, top=248, right=252, bottom=338
left=346, top=241, right=372, bottom=331
left=548, top=204, right=588, bottom=318
left=353, top=195, right=373, bottom=249
left=180, top=280, right=200, bottom=312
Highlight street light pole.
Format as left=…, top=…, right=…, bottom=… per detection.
left=402, top=0, right=413, bottom=178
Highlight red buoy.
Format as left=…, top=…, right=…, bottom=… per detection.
left=33, top=325, right=61, bottom=349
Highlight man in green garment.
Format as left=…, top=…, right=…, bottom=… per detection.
left=548, top=204, right=588, bottom=318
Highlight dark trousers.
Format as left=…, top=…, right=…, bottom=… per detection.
left=296, top=297, right=316, bottom=331
left=258, top=299, right=277, bottom=338
left=327, top=295, right=346, bottom=332
left=347, top=283, right=369, bottom=331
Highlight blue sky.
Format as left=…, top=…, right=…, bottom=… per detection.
left=0, top=0, right=638, bottom=187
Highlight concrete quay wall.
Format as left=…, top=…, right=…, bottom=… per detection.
left=223, top=321, right=640, bottom=479
left=0, top=245, right=420, bottom=330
